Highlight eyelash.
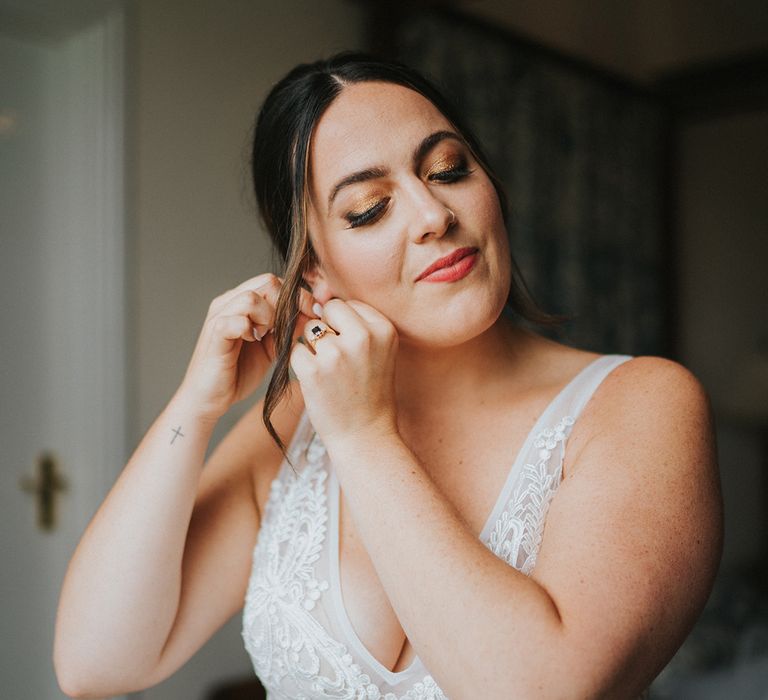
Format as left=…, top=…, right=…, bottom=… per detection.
left=344, top=164, right=474, bottom=229
left=346, top=199, right=389, bottom=228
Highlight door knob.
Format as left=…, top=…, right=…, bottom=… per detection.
left=19, top=450, right=68, bottom=531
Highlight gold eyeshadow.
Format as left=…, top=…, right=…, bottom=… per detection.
left=347, top=193, right=384, bottom=217
left=425, top=152, right=465, bottom=177
left=340, top=148, right=472, bottom=226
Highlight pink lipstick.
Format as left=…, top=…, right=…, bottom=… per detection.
left=415, top=247, right=478, bottom=283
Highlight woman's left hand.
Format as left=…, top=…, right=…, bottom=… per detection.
left=289, top=298, right=399, bottom=446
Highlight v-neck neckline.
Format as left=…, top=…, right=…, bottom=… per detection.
left=326, top=354, right=612, bottom=686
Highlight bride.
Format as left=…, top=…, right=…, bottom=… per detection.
left=54, top=52, right=723, bottom=699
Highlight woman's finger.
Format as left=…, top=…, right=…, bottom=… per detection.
left=222, top=289, right=276, bottom=338
left=319, top=299, right=395, bottom=348
left=208, top=314, right=261, bottom=357
left=343, top=299, right=392, bottom=326
left=209, top=274, right=317, bottom=324
left=251, top=278, right=317, bottom=323
left=289, top=339, right=315, bottom=377
left=298, top=287, right=320, bottom=320
left=208, top=273, right=281, bottom=315
left=319, top=298, right=366, bottom=333
left=302, top=319, right=338, bottom=354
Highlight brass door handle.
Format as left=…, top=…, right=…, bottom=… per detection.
left=19, top=451, right=68, bottom=531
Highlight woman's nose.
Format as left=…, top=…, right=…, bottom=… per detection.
left=405, top=183, right=456, bottom=242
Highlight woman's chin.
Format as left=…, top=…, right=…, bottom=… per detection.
left=396, top=295, right=508, bottom=349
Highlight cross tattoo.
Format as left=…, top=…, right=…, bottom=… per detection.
left=171, top=426, right=185, bottom=444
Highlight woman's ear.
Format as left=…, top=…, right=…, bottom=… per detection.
left=303, top=263, right=334, bottom=304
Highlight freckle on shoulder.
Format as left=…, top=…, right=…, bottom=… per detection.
left=609, top=356, right=710, bottom=407
left=563, top=356, right=709, bottom=469
left=587, top=356, right=716, bottom=456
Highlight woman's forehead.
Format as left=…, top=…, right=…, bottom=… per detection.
left=309, top=82, right=453, bottom=182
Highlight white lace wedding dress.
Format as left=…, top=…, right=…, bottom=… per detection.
left=242, top=354, right=650, bottom=699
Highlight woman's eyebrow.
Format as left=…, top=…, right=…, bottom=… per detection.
left=327, top=167, right=388, bottom=214
left=326, top=130, right=463, bottom=214
left=412, top=130, right=462, bottom=168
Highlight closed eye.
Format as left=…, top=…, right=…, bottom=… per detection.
left=343, top=164, right=473, bottom=229
left=345, top=198, right=389, bottom=229
left=428, top=165, right=474, bottom=183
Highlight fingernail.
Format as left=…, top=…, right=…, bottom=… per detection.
left=312, top=302, right=323, bottom=317
left=253, top=326, right=263, bottom=341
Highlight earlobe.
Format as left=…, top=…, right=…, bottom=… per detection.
left=303, top=265, right=334, bottom=304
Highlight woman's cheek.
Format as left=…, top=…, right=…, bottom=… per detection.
left=334, top=244, right=400, bottom=299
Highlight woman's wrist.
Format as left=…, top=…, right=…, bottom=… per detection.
left=322, top=416, right=402, bottom=460
left=166, top=387, right=223, bottom=430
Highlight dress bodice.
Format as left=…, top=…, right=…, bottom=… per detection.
left=242, top=354, right=644, bottom=699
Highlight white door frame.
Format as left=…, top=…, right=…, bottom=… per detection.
left=42, top=0, right=128, bottom=525
left=43, top=6, right=130, bottom=699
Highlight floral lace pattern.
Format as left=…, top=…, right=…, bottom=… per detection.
left=486, top=415, right=575, bottom=574
left=242, top=428, right=447, bottom=699
left=241, top=415, right=580, bottom=699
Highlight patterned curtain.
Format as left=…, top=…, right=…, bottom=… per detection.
left=386, top=9, right=670, bottom=356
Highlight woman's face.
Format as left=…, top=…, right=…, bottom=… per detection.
left=305, top=81, right=512, bottom=347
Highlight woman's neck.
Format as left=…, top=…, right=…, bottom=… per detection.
left=393, top=316, right=542, bottom=421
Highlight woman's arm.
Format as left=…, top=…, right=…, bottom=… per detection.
left=322, top=356, right=723, bottom=699
left=53, top=386, right=301, bottom=698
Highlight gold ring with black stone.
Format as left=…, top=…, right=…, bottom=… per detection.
left=307, top=323, right=334, bottom=351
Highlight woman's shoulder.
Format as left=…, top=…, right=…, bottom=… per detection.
left=560, top=351, right=714, bottom=479
left=589, top=354, right=712, bottom=424
left=510, top=331, right=710, bottom=432
left=532, top=353, right=722, bottom=694
left=529, top=329, right=707, bottom=404
left=549, top=343, right=713, bottom=420
left=604, top=355, right=715, bottom=463
left=610, top=352, right=705, bottom=385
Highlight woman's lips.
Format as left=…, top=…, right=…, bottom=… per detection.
left=415, top=247, right=479, bottom=283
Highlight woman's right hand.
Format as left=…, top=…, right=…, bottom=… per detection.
left=176, top=273, right=317, bottom=424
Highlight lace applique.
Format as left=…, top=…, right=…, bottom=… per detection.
left=387, top=675, right=446, bottom=700
left=486, top=415, right=575, bottom=574
left=241, top=430, right=448, bottom=699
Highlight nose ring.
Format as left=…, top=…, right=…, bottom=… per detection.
left=446, top=208, right=456, bottom=225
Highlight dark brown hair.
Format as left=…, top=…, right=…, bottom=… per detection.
left=251, top=51, right=567, bottom=457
